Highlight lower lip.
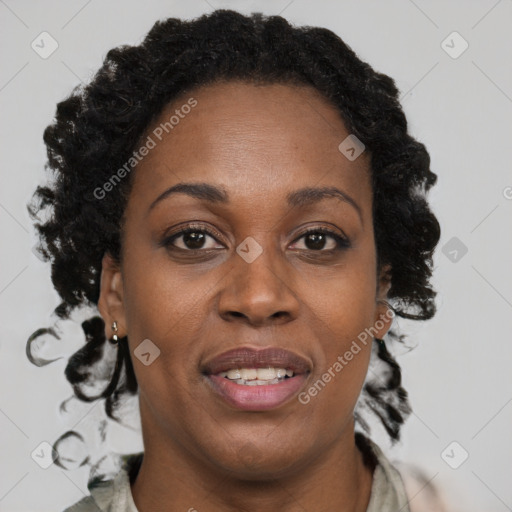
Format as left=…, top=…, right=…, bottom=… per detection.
left=206, top=374, right=308, bottom=411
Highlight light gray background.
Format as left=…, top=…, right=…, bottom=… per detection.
left=1, top=1, right=511, bottom=511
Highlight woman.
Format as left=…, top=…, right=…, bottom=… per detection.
left=28, top=9, right=440, bottom=512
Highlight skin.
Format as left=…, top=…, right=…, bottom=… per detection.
left=98, top=80, right=393, bottom=512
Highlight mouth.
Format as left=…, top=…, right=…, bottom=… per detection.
left=202, top=346, right=311, bottom=411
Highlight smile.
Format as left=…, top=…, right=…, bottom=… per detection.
left=202, top=347, right=311, bottom=411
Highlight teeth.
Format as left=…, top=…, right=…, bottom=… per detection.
left=218, top=367, right=294, bottom=383
left=240, top=368, right=258, bottom=380
left=226, top=369, right=241, bottom=379
left=256, top=368, right=276, bottom=380
left=235, top=378, right=281, bottom=386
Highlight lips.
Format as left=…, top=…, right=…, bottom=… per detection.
left=202, top=346, right=312, bottom=411
left=202, top=347, right=312, bottom=376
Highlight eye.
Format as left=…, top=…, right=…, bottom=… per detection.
left=161, top=224, right=350, bottom=253
left=290, top=227, right=350, bottom=252
left=162, top=224, right=224, bottom=251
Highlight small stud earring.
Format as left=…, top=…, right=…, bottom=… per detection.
left=109, top=321, right=119, bottom=345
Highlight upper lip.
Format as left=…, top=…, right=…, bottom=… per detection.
left=202, top=347, right=312, bottom=375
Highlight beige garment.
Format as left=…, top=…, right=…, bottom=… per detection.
left=62, top=435, right=410, bottom=512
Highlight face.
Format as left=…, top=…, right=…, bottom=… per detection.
left=99, top=80, right=392, bottom=479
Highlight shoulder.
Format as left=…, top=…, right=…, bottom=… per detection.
left=355, top=433, right=411, bottom=512
left=61, top=479, right=116, bottom=512
left=358, top=435, right=451, bottom=512
left=60, top=452, right=144, bottom=512
left=61, top=495, right=101, bottom=512
left=393, top=460, right=451, bottom=512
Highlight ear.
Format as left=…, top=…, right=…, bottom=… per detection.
left=373, top=263, right=394, bottom=339
left=97, top=252, right=127, bottom=340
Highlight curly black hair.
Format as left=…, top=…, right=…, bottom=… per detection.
left=27, top=9, right=440, bottom=450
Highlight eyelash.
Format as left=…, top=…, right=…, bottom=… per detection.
left=162, top=223, right=350, bottom=253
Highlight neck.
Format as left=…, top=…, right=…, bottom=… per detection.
left=131, top=413, right=374, bottom=512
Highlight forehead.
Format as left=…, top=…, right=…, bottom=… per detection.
left=129, top=81, right=372, bottom=216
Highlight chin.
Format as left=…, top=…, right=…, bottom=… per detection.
left=203, top=436, right=312, bottom=482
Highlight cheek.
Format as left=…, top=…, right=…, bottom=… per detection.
left=121, top=238, right=210, bottom=338
left=119, top=249, right=206, bottom=388
left=297, top=249, right=377, bottom=410
left=119, top=241, right=243, bottom=409
left=307, top=289, right=375, bottom=399
left=120, top=258, right=210, bottom=428
left=302, top=247, right=377, bottom=346
left=297, top=283, right=375, bottom=435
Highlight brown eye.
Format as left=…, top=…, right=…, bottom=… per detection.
left=177, top=230, right=209, bottom=250
left=290, top=228, right=350, bottom=252
left=163, top=225, right=224, bottom=251
left=161, top=225, right=350, bottom=253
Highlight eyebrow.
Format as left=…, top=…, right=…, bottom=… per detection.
left=148, top=182, right=362, bottom=221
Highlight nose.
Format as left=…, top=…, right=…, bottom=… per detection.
left=217, top=240, right=300, bottom=327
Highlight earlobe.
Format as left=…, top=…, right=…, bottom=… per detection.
left=97, top=252, right=127, bottom=339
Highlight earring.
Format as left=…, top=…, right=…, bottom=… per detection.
left=109, top=321, right=119, bottom=345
